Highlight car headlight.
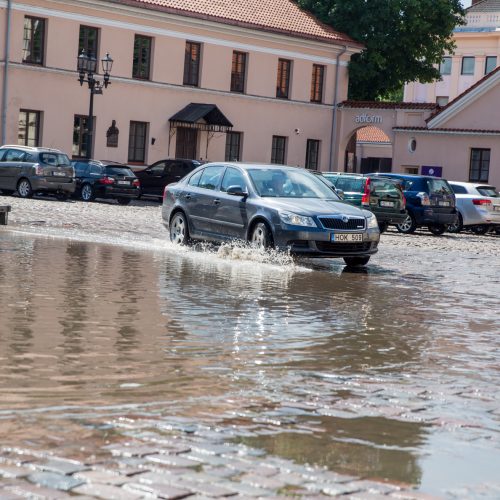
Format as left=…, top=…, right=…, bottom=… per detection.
left=279, top=211, right=317, bottom=228
left=367, top=214, right=379, bottom=229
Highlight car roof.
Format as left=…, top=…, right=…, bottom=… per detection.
left=449, top=180, right=495, bottom=188
left=370, top=172, right=442, bottom=181
left=71, top=159, right=130, bottom=167
left=0, top=145, right=64, bottom=153
left=202, top=162, right=308, bottom=172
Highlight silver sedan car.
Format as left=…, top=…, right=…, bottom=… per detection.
left=448, top=181, right=500, bottom=234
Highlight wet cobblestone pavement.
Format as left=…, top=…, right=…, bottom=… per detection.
left=1, top=195, right=499, bottom=499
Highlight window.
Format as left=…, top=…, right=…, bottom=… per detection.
left=305, top=139, right=320, bottom=170
left=436, top=96, right=449, bottom=107
left=184, top=41, right=201, bottom=86
left=221, top=167, right=247, bottom=192
left=2, top=149, right=26, bottom=162
left=439, top=57, right=452, bottom=76
left=469, top=148, right=490, bottom=182
left=18, top=110, right=41, bottom=147
left=276, top=59, right=291, bottom=99
left=461, top=57, right=475, bottom=75
left=198, top=166, right=225, bottom=190
left=128, top=121, right=148, bottom=163
left=72, top=115, right=92, bottom=158
left=79, top=25, right=99, bottom=60
left=485, top=56, right=497, bottom=75
left=403, top=166, right=419, bottom=175
left=73, top=162, right=88, bottom=176
left=23, top=16, right=45, bottom=65
left=271, top=136, right=287, bottom=164
left=408, top=138, right=417, bottom=153
left=231, top=51, right=247, bottom=93
left=225, top=132, right=242, bottom=161
left=188, top=169, right=203, bottom=187
left=310, top=64, right=324, bottom=103
left=133, top=35, right=152, bottom=79
left=449, top=183, right=467, bottom=194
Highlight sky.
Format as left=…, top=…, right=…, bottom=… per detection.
left=462, top=0, right=472, bottom=6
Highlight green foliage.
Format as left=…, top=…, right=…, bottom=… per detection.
left=297, top=0, right=465, bottom=100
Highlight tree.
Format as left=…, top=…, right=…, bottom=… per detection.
left=297, top=0, right=465, bottom=100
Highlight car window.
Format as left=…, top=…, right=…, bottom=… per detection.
left=476, top=186, right=499, bottom=197
left=449, top=184, right=467, bottom=194
left=39, top=153, right=71, bottom=167
left=335, top=177, right=366, bottom=193
left=0, top=150, right=5, bottom=161
left=24, top=153, right=35, bottom=162
left=221, top=167, right=247, bottom=192
left=149, top=162, right=166, bottom=175
left=198, top=166, right=225, bottom=190
left=4, top=149, right=26, bottom=162
left=427, top=179, right=453, bottom=195
left=105, top=166, right=134, bottom=177
left=188, top=169, right=203, bottom=187
left=89, top=164, right=103, bottom=175
left=370, top=179, right=401, bottom=197
left=73, top=162, right=88, bottom=176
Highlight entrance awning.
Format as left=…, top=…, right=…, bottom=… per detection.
left=169, top=103, right=233, bottom=133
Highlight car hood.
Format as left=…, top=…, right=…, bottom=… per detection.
left=259, top=197, right=371, bottom=218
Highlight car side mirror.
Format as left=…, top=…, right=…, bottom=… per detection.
left=226, top=185, right=248, bottom=197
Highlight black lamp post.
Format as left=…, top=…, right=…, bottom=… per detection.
left=77, top=50, right=113, bottom=159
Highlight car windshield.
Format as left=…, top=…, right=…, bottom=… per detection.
left=370, top=179, right=402, bottom=197
left=427, top=179, right=453, bottom=195
left=39, top=153, right=71, bottom=167
left=105, top=166, right=135, bottom=177
left=476, top=186, right=499, bottom=197
left=248, top=168, right=338, bottom=199
left=333, top=176, right=366, bottom=193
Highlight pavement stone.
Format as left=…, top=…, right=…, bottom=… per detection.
left=72, top=483, right=145, bottom=499
left=26, top=471, right=85, bottom=491
left=0, top=466, right=33, bottom=479
left=123, top=481, right=192, bottom=499
left=29, top=457, right=89, bottom=475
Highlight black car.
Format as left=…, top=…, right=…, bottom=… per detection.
left=71, top=159, right=141, bottom=205
left=370, top=173, right=457, bottom=235
left=135, top=159, right=202, bottom=201
left=162, top=163, right=380, bottom=266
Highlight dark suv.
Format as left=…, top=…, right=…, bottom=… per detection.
left=71, top=159, right=140, bottom=205
left=370, top=173, right=457, bottom=235
left=0, top=145, right=75, bottom=200
left=321, top=173, right=407, bottom=233
left=134, top=159, right=202, bottom=201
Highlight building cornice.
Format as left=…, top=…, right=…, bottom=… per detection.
left=0, top=0, right=359, bottom=65
left=394, top=127, right=500, bottom=136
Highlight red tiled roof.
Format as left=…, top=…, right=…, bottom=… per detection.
left=426, top=65, right=500, bottom=123
left=110, top=0, right=361, bottom=45
left=339, top=100, right=437, bottom=110
left=394, top=126, right=500, bottom=134
left=356, top=126, right=391, bottom=143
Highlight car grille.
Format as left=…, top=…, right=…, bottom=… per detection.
left=319, top=216, right=366, bottom=230
left=315, top=241, right=374, bottom=253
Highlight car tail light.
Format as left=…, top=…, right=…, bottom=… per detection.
left=361, top=178, right=371, bottom=206
left=417, top=192, right=430, bottom=206
left=472, top=198, right=491, bottom=205
left=401, top=193, right=406, bottom=208
left=34, top=163, right=43, bottom=175
left=163, top=185, right=169, bottom=200
left=132, top=179, right=140, bottom=187
left=99, top=176, right=114, bottom=185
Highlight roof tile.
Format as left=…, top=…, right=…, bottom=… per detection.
left=356, top=126, right=391, bottom=143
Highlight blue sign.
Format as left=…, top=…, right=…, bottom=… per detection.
left=421, top=166, right=443, bottom=177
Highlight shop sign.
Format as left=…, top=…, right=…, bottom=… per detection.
left=421, top=166, right=443, bottom=177
left=355, top=114, right=383, bottom=124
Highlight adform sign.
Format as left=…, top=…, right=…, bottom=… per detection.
left=355, top=114, right=383, bottom=124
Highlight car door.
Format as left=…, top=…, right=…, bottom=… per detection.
left=213, top=166, right=249, bottom=239
left=1, top=149, right=27, bottom=190
left=187, top=165, right=225, bottom=236
left=139, top=161, right=166, bottom=196
left=0, top=149, right=9, bottom=191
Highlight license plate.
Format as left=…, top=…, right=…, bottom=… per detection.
left=53, top=171, right=66, bottom=177
left=439, top=201, right=450, bottom=207
left=494, top=205, right=500, bottom=211
left=380, top=201, right=395, bottom=207
left=117, top=180, right=130, bottom=185
left=331, top=233, right=363, bottom=243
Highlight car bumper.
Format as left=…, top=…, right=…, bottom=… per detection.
left=374, top=208, right=407, bottom=224
left=273, top=226, right=380, bottom=257
left=32, top=177, right=75, bottom=194
left=462, top=207, right=500, bottom=226
left=101, top=186, right=141, bottom=199
left=413, top=207, right=457, bottom=226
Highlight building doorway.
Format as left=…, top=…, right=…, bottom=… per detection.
left=176, top=127, right=198, bottom=159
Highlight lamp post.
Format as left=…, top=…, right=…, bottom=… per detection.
left=77, top=50, right=113, bottom=159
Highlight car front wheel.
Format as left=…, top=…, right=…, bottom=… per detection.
left=344, top=256, right=370, bottom=266
left=250, top=222, right=273, bottom=249
left=447, top=213, right=463, bottom=233
left=81, top=184, right=95, bottom=202
left=170, top=212, right=190, bottom=245
left=17, top=179, right=33, bottom=198
left=396, top=214, right=417, bottom=234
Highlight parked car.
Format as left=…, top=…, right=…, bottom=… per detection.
left=0, top=145, right=75, bottom=200
left=162, top=163, right=380, bottom=266
left=134, top=159, right=203, bottom=201
left=447, top=181, right=500, bottom=234
left=71, top=159, right=140, bottom=205
left=320, top=172, right=407, bottom=233
left=369, top=173, right=457, bottom=235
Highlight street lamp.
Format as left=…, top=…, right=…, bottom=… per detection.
left=77, top=50, right=114, bottom=159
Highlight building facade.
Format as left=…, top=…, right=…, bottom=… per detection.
left=0, top=0, right=362, bottom=170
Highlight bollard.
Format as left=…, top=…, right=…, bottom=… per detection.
left=0, top=205, right=11, bottom=225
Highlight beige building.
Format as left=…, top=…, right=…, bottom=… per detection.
left=0, top=0, right=362, bottom=170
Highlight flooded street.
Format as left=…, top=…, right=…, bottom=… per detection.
left=0, top=200, right=499, bottom=498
